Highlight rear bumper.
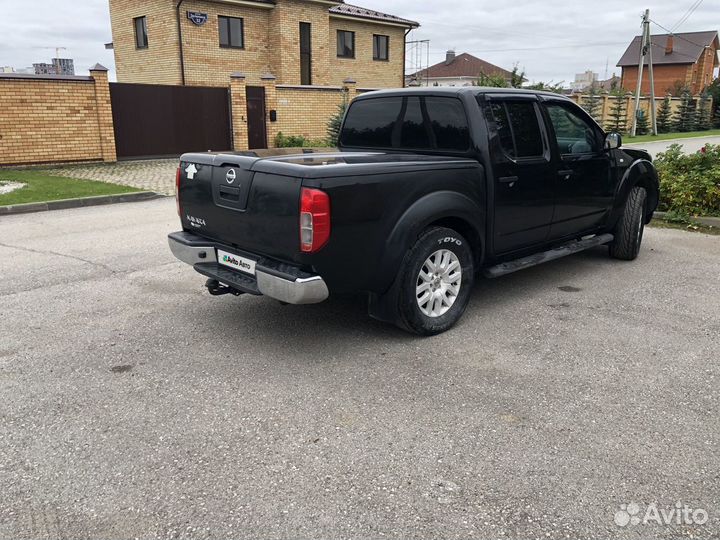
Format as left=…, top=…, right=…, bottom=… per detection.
left=168, top=231, right=329, bottom=305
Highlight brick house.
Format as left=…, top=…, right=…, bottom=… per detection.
left=617, top=31, right=719, bottom=95
left=407, top=51, right=514, bottom=87
left=108, top=0, right=419, bottom=89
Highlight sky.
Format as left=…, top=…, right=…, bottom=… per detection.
left=0, top=0, right=717, bottom=84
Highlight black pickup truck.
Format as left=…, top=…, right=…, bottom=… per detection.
left=169, top=87, right=659, bottom=335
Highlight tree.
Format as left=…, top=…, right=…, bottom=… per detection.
left=657, top=96, right=673, bottom=133
left=581, top=83, right=603, bottom=123
left=525, top=80, right=565, bottom=94
left=474, top=71, right=509, bottom=88
left=706, top=78, right=720, bottom=126
left=635, top=108, right=649, bottom=135
left=673, top=90, right=696, bottom=132
left=695, top=92, right=713, bottom=131
left=605, top=90, right=628, bottom=133
left=326, top=100, right=348, bottom=146
left=509, top=64, right=525, bottom=89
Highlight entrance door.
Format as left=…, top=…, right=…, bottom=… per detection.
left=542, top=100, right=614, bottom=238
left=300, top=22, right=312, bottom=85
left=246, top=86, right=268, bottom=150
left=485, top=96, right=556, bottom=254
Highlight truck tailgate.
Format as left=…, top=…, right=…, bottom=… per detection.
left=178, top=153, right=302, bottom=263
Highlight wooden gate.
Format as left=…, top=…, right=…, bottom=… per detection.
left=110, top=82, right=232, bottom=159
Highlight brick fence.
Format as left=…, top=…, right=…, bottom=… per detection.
left=0, top=66, right=116, bottom=166
left=569, top=93, right=713, bottom=130
left=0, top=68, right=372, bottom=166
left=229, top=72, right=369, bottom=149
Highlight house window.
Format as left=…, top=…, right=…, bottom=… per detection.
left=373, top=35, right=389, bottom=61
left=219, top=16, right=244, bottom=49
left=337, top=30, right=355, bottom=58
left=134, top=16, right=148, bottom=49
left=300, top=22, right=312, bottom=85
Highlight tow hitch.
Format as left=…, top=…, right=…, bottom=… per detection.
left=205, top=279, right=244, bottom=297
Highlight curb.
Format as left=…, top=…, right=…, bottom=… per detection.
left=0, top=191, right=167, bottom=216
left=654, top=211, right=720, bottom=228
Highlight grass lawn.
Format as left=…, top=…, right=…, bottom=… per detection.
left=625, top=129, right=720, bottom=144
left=0, top=169, right=139, bottom=206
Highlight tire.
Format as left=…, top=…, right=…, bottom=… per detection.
left=396, top=227, right=474, bottom=336
left=610, top=186, right=647, bottom=261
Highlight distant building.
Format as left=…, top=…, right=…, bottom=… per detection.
left=53, top=58, right=75, bottom=75
left=617, top=31, right=719, bottom=95
left=572, top=70, right=598, bottom=92
left=32, top=58, right=75, bottom=76
left=0, top=66, right=15, bottom=73
left=407, top=50, right=514, bottom=87
left=33, top=62, right=56, bottom=75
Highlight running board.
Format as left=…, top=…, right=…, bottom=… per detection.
left=483, top=234, right=614, bottom=279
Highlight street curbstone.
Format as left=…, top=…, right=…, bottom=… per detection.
left=0, top=191, right=167, bottom=216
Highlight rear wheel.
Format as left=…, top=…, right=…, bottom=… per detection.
left=610, top=186, right=647, bottom=261
left=396, top=227, right=474, bottom=336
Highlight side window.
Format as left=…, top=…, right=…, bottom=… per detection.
left=425, top=97, right=470, bottom=151
left=340, top=97, right=402, bottom=148
left=545, top=103, right=600, bottom=155
left=487, top=100, right=544, bottom=159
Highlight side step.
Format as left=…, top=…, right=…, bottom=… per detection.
left=483, top=234, right=614, bottom=279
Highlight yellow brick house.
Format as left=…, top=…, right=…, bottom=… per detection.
left=108, top=0, right=419, bottom=89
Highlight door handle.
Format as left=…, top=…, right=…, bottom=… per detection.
left=499, top=176, right=519, bottom=184
left=558, top=170, right=574, bottom=179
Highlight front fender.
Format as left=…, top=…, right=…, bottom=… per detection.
left=374, top=191, right=485, bottom=294
left=610, top=159, right=659, bottom=226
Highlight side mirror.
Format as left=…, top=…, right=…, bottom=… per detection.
left=605, top=132, right=622, bottom=150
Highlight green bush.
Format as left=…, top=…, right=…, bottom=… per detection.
left=655, top=143, right=720, bottom=217
left=274, top=132, right=328, bottom=148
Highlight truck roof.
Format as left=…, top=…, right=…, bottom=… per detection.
left=355, top=86, right=571, bottom=101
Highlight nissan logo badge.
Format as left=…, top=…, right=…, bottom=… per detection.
left=226, top=169, right=237, bottom=184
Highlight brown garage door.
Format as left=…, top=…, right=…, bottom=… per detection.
left=110, top=82, right=232, bottom=159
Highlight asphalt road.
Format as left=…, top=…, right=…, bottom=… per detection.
left=1, top=199, right=719, bottom=539
left=625, top=135, right=720, bottom=158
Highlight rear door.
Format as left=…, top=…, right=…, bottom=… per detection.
left=541, top=99, right=614, bottom=238
left=484, top=96, right=555, bottom=254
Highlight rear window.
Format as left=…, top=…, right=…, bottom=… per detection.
left=340, top=96, right=470, bottom=152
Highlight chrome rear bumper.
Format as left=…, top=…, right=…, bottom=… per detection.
left=168, top=232, right=329, bottom=305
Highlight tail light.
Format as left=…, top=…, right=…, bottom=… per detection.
left=300, top=187, right=331, bottom=253
left=175, top=166, right=181, bottom=216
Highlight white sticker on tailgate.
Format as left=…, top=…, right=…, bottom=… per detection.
left=217, top=249, right=256, bottom=276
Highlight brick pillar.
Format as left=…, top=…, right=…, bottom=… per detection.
left=230, top=72, right=248, bottom=151
left=261, top=73, right=279, bottom=148
left=90, top=64, right=117, bottom=163
left=343, top=78, right=358, bottom=103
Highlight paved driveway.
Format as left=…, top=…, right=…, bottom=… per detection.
left=1, top=199, right=718, bottom=539
left=47, top=159, right=178, bottom=195
left=625, top=135, right=720, bottom=158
